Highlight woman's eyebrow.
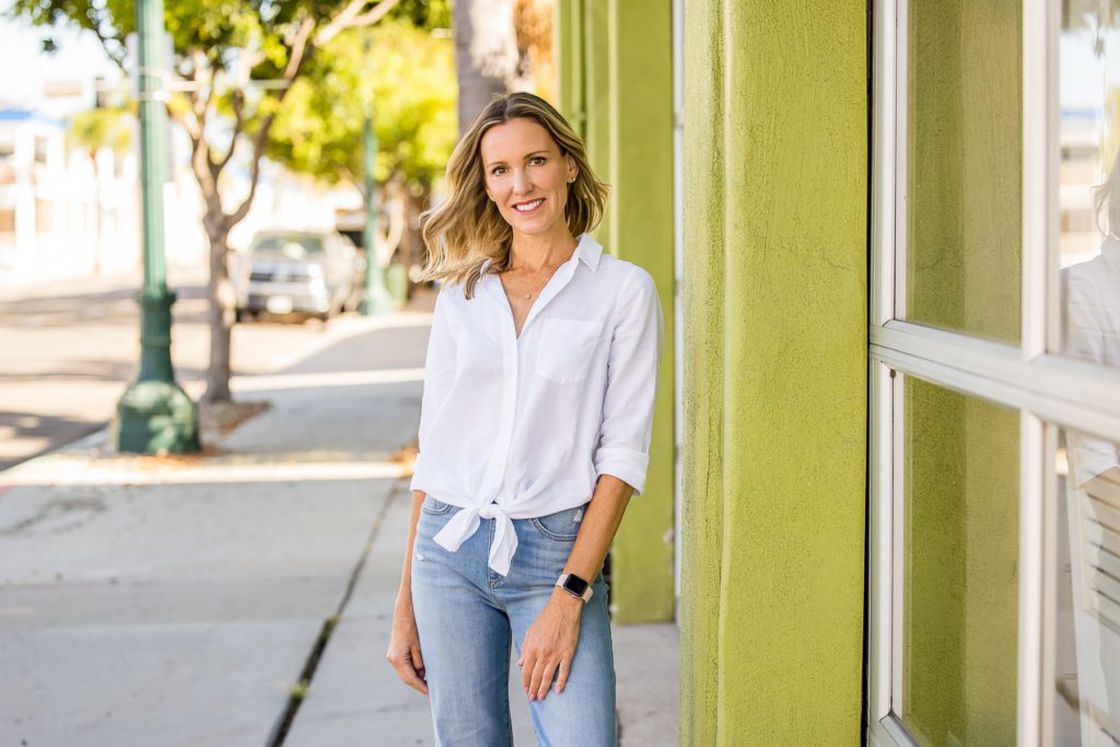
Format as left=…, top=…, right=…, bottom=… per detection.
left=484, top=150, right=550, bottom=169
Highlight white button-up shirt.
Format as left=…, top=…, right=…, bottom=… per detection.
left=1064, top=239, right=1120, bottom=486
left=409, top=233, right=663, bottom=575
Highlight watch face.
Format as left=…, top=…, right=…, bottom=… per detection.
left=563, top=574, right=589, bottom=596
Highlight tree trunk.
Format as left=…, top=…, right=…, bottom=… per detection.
left=88, top=151, right=103, bottom=276
left=403, top=187, right=427, bottom=299
left=453, top=0, right=520, bottom=134
left=203, top=220, right=235, bottom=403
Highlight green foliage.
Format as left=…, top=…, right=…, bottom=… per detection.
left=266, top=18, right=456, bottom=189
left=10, top=0, right=454, bottom=189
left=389, top=0, right=450, bottom=29
left=10, top=0, right=341, bottom=80
left=68, top=106, right=133, bottom=156
left=9, top=0, right=448, bottom=74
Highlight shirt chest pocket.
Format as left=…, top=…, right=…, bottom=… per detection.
left=534, top=318, right=603, bottom=384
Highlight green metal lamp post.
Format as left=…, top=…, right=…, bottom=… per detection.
left=359, top=112, right=390, bottom=316
left=113, top=0, right=199, bottom=453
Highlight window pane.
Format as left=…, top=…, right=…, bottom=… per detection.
left=1055, top=426, right=1120, bottom=743
left=905, top=1, right=1022, bottom=344
left=901, top=376, right=1020, bottom=745
left=1058, top=2, right=1120, bottom=371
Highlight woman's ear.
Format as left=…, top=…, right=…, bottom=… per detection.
left=566, top=154, right=578, bottom=184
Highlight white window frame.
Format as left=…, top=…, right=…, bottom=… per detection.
left=867, top=0, right=1120, bottom=745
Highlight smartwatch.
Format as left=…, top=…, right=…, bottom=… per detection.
left=555, top=572, right=593, bottom=603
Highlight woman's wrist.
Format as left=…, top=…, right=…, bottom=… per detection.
left=550, top=585, right=585, bottom=613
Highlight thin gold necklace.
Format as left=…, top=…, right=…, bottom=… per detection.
left=505, top=240, right=577, bottom=300
left=507, top=266, right=556, bottom=300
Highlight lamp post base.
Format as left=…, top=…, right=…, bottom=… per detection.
left=114, top=379, right=200, bottom=454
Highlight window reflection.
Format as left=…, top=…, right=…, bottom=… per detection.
left=1056, top=428, right=1120, bottom=744
left=1059, top=0, right=1120, bottom=370
left=903, top=0, right=1022, bottom=345
left=901, top=377, right=1019, bottom=745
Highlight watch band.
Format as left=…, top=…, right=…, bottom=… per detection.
left=555, top=572, right=593, bottom=603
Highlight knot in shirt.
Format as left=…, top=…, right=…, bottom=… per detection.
left=477, top=504, right=504, bottom=521
left=432, top=501, right=519, bottom=577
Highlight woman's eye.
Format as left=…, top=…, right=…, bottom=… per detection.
left=491, top=167, right=506, bottom=176
left=530, top=156, right=546, bottom=166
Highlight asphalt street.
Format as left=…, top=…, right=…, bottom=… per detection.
left=0, top=263, right=381, bottom=469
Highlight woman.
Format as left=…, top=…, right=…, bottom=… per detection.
left=386, top=91, right=662, bottom=747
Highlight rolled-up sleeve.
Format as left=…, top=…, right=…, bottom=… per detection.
left=594, top=270, right=663, bottom=495
left=410, top=284, right=458, bottom=491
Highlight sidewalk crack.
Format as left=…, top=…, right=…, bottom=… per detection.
left=264, top=478, right=405, bottom=747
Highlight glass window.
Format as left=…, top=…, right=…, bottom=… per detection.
left=251, top=234, right=325, bottom=258
left=1055, top=426, right=1120, bottom=744
left=1058, top=1, right=1120, bottom=371
left=900, top=376, right=1020, bottom=745
left=871, top=3, right=1120, bottom=743
left=904, top=1, right=1022, bottom=344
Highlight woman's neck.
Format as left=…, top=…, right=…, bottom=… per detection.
left=508, top=226, right=578, bottom=272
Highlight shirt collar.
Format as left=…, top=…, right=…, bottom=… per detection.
left=1103, top=238, right=1120, bottom=272
left=573, top=233, right=603, bottom=271
left=478, top=233, right=602, bottom=276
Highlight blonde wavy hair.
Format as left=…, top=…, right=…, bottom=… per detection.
left=419, top=92, right=609, bottom=299
left=1096, top=150, right=1120, bottom=240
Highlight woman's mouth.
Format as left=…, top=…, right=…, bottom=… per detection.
left=513, top=198, right=545, bottom=213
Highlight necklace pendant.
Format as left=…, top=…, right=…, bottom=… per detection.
left=523, top=292, right=531, bottom=299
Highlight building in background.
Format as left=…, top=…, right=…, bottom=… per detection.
left=0, top=108, right=140, bottom=284
left=0, top=103, right=358, bottom=288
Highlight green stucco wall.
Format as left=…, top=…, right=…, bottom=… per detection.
left=555, top=0, right=675, bottom=624
left=679, top=2, right=868, bottom=743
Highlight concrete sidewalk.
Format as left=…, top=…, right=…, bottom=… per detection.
left=0, top=302, right=677, bottom=746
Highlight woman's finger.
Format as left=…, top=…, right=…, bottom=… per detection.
left=527, top=657, right=548, bottom=700
left=554, top=657, right=571, bottom=694
left=535, top=661, right=557, bottom=700
left=410, top=641, right=425, bottom=679
left=521, top=649, right=535, bottom=693
left=389, top=649, right=429, bottom=695
left=405, top=666, right=430, bottom=695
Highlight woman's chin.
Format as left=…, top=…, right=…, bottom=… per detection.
left=508, top=212, right=564, bottom=236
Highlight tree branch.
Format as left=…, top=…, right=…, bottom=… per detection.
left=376, top=181, right=406, bottom=266
left=84, top=8, right=128, bottom=73
left=212, top=90, right=245, bottom=177
left=347, top=0, right=403, bottom=30
left=314, top=0, right=402, bottom=47
left=284, top=17, right=315, bottom=79
left=191, top=52, right=215, bottom=120
left=221, top=0, right=400, bottom=232
left=223, top=105, right=281, bottom=229
left=185, top=127, right=219, bottom=207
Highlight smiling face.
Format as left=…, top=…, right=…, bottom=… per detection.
left=480, top=117, right=578, bottom=240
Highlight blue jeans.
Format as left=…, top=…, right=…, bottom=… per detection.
left=411, top=495, right=617, bottom=746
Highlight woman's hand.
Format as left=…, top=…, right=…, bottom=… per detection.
left=386, top=596, right=428, bottom=695
left=519, top=588, right=584, bottom=701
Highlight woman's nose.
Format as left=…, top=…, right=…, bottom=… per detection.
left=512, top=169, right=531, bottom=195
